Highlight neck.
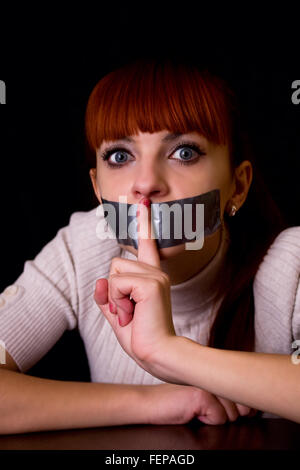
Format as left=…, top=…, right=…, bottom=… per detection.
left=119, top=225, right=223, bottom=287
left=160, top=228, right=222, bottom=286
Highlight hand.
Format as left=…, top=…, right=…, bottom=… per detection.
left=93, top=197, right=176, bottom=368
left=145, top=384, right=258, bottom=426
left=214, top=396, right=258, bottom=424
left=93, top=200, right=260, bottom=420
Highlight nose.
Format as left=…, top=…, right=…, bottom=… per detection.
left=130, top=160, right=169, bottom=202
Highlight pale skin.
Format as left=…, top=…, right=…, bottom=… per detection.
left=90, top=130, right=252, bottom=285
left=90, top=130, right=300, bottom=423
left=0, top=129, right=259, bottom=435
left=90, top=129, right=262, bottom=421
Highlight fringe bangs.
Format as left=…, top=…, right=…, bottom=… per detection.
left=85, top=58, right=233, bottom=153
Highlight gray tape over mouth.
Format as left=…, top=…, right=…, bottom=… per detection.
left=101, top=188, right=221, bottom=250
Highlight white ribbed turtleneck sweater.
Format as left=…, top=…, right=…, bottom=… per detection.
left=0, top=205, right=299, bottom=419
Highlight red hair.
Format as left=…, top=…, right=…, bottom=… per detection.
left=85, top=57, right=237, bottom=164
left=84, top=57, right=288, bottom=354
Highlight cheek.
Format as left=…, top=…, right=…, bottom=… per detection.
left=204, top=163, right=232, bottom=214
left=219, top=190, right=229, bottom=215
left=197, top=164, right=229, bottom=193
left=97, top=172, right=121, bottom=198
left=218, top=176, right=233, bottom=216
left=98, top=165, right=128, bottom=187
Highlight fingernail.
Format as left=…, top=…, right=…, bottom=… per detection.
left=109, top=301, right=116, bottom=313
left=142, top=198, right=151, bottom=208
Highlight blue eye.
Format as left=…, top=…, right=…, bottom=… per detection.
left=100, top=142, right=205, bottom=169
left=170, top=143, right=206, bottom=166
left=109, top=151, right=130, bottom=165
left=172, top=146, right=196, bottom=163
left=100, top=148, right=132, bottom=169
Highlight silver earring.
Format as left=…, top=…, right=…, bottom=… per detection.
left=102, top=206, right=109, bottom=232
left=229, top=204, right=237, bottom=217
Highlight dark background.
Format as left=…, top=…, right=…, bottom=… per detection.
left=0, top=12, right=299, bottom=381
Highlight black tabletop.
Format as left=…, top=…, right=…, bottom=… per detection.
left=0, top=417, right=299, bottom=450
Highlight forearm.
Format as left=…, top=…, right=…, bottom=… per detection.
left=0, top=369, right=154, bottom=435
left=149, top=336, right=300, bottom=423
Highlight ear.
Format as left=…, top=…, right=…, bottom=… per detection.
left=89, top=168, right=102, bottom=204
left=226, top=160, right=253, bottom=213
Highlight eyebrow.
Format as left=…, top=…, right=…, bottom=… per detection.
left=161, top=133, right=186, bottom=142
left=109, top=133, right=189, bottom=144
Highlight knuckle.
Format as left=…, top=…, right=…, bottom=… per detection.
left=151, top=271, right=170, bottom=288
left=210, top=412, right=228, bottom=426
left=149, top=278, right=161, bottom=292
left=228, top=414, right=238, bottom=422
left=109, top=272, right=119, bottom=282
left=248, top=408, right=258, bottom=417
left=110, top=257, right=120, bottom=269
left=237, top=404, right=251, bottom=416
left=228, top=407, right=239, bottom=422
left=161, top=272, right=171, bottom=285
left=148, top=277, right=168, bottom=296
left=192, top=387, right=204, bottom=404
left=216, top=414, right=228, bottom=425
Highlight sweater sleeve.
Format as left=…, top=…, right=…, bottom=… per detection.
left=292, top=272, right=300, bottom=345
left=252, top=226, right=300, bottom=419
left=253, top=226, right=300, bottom=356
left=0, top=220, right=78, bottom=373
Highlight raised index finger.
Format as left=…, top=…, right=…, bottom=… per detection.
left=137, top=197, right=160, bottom=268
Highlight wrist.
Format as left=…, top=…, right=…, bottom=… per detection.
left=97, top=384, right=159, bottom=426
left=147, top=335, right=194, bottom=385
left=139, top=384, right=168, bottom=425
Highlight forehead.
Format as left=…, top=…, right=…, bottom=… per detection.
left=99, top=130, right=209, bottom=150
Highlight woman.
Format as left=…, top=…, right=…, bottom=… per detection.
left=0, top=56, right=298, bottom=435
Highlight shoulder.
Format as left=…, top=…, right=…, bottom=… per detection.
left=66, top=204, right=120, bottom=254
left=28, top=205, right=121, bottom=280
left=268, top=226, right=300, bottom=255
left=30, top=206, right=102, bottom=264
left=254, top=225, right=300, bottom=299
left=254, top=226, right=300, bottom=285
left=253, top=226, right=300, bottom=352
left=68, top=205, right=99, bottom=236
left=66, top=204, right=121, bottom=272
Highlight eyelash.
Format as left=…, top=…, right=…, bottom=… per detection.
left=99, top=141, right=206, bottom=169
